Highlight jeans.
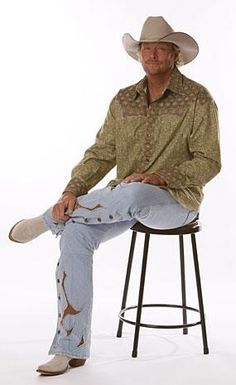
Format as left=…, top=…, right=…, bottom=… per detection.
left=43, top=182, right=197, bottom=358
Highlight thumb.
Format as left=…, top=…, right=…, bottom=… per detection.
left=142, top=176, right=149, bottom=184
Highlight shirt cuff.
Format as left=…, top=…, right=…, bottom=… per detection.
left=63, top=177, right=88, bottom=197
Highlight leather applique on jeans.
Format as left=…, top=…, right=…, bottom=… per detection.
left=75, top=201, right=103, bottom=211
left=78, top=336, right=85, bottom=347
left=60, top=271, right=81, bottom=335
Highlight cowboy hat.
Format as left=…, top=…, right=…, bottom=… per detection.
left=122, top=16, right=199, bottom=65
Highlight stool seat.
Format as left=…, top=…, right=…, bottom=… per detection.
left=116, top=216, right=209, bottom=357
left=131, top=217, right=200, bottom=235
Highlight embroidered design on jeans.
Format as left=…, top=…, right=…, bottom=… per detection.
left=66, top=328, right=74, bottom=336
left=75, top=201, right=103, bottom=211
left=60, top=271, right=81, bottom=335
left=78, top=336, right=85, bottom=347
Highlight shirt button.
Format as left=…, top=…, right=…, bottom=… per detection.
left=97, top=218, right=102, bottom=222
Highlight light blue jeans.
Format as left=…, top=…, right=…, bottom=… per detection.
left=43, top=182, right=197, bottom=358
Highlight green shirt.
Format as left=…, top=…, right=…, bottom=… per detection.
left=64, top=67, right=221, bottom=210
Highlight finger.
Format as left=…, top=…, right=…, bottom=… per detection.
left=53, top=203, right=68, bottom=222
left=52, top=205, right=61, bottom=222
left=52, top=203, right=62, bottom=220
left=123, top=177, right=133, bottom=183
left=123, top=175, right=134, bottom=183
left=57, top=202, right=67, bottom=220
left=65, top=198, right=76, bottom=216
left=123, top=173, right=139, bottom=182
left=131, top=176, right=143, bottom=182
left=142, top=176, right=152, bottom=184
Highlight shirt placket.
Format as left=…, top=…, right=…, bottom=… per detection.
left=138, top=103, right=156, bottom=172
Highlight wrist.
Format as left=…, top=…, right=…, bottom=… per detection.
left=62, top=191, right=76, bottom=197
left=61, top=191, right=77, bottom=201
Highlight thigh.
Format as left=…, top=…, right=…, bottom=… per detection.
left=98, top=219, right=137, bottom=245
left=139, top=200, right=197, bottom=229
left=62, top=219, right=136, bottom=251
left=86, top=220, right=137, bottom=249
left=117, top=182, right=198, bottom=229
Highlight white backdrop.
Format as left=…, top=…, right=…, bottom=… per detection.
left=1, top=1, right=236, bottom=384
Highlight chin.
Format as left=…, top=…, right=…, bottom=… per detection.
left=147, top=69, right=163, bottom=76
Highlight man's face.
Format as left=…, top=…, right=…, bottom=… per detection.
left=139, top=42, right=176, bottom=76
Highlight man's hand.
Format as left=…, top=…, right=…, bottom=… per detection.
left=122, top=173, right=166, bottom=186
left=52, top=192, right=77, bottom=222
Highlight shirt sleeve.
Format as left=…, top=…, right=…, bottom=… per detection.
left=158, top=90, right=221, bottom=189
left=63, top=97, right=117, bottom=196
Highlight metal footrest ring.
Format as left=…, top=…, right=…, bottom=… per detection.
left=118, top=303, right=202, bottom=329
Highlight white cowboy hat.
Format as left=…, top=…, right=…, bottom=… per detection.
left=122, top=16, right=199, bottom=65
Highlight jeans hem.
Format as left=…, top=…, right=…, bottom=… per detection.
left=48, top=350, right=89, bottom=359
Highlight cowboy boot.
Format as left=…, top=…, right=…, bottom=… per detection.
left=8, top=215, right=49, bottom=243
left=36, top=355, right=86, bottom=376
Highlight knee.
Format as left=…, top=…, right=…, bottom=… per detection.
left=60, top=221, right=99, bottom=252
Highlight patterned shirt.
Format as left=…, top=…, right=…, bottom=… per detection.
left=64, top=67, right=221, bottom=210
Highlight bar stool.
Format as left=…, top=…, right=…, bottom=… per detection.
left=116, top=217, right=209, bottom=357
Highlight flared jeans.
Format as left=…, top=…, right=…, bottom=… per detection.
left=43, top=182, right=197, bottom=358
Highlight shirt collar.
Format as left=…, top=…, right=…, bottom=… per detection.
left=167, top=67, right=186, bottom=95
left=134, top=67, right=186, bottom=99
left=134, top=77, right=147, bottom=98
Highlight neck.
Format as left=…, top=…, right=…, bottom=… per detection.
left=147, top=68, right=174, bottom=90
left=146, top=68, right=174, bottom=103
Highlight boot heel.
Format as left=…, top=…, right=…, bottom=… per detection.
left=69, top=358, right=86, bottom=368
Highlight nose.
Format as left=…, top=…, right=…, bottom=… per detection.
left=150, top=48, right=158, bottom=58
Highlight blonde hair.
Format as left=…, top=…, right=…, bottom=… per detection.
left=172, top=44, right=184, bottom=66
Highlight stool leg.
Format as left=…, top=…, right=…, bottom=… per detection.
left=117, top=231, right=137, bottom=338
left=191, top=233, right=209, bottom=354
left=132, top=233, right=150, bottom=358
left=179, top=235, right=188, bottom=335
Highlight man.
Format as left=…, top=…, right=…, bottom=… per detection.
left=9, top=16, right=221, bottom=375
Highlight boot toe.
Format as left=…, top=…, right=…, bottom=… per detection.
left=8, top=220, right=26, bottom=243
left=36, top=366, right=68, bottom=376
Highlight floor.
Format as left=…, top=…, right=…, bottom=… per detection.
left=1, top=323, right=236, bottom=385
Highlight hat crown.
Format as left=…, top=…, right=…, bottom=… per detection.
left=140, top=16, right=174, bottom=41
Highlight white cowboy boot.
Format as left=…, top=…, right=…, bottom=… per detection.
left=8, top=215, right=48, bottom=243
left=36, top=355, right=86, bottom=376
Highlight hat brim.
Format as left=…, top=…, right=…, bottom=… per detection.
left=122, top=32, right=199, bottom=65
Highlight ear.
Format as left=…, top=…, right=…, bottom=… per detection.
left=137, top=50, right=142, bottom=62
